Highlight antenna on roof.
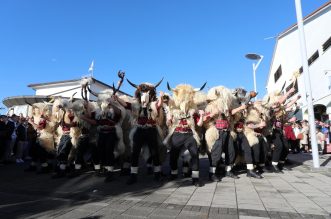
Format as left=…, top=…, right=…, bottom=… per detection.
left=88, top=60, right=94, bottom=78
left=264, top=35, right=278, bottom=40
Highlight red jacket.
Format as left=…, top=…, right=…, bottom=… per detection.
left=284, top=125, right=296, bottom=140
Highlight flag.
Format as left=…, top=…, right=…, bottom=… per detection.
left=88, top=60, right=94, bottom=73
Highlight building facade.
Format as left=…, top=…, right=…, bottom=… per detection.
left=266, top=1, right=331, bottom=121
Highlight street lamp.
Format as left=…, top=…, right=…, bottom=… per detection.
left=245, top=53, right=264, bottom=100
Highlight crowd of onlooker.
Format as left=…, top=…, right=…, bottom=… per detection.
left=0, top=113, right=37, bottom=165
left=283, top=117, right=330, bottom=155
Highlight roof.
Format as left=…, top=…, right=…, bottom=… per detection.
left=27, top=77, right=131, bottom=97
left=2, top=95, right=52, bottom=108
left=279, top=0, right=331, bottom=38
left=28, top=77, right=111, bottom=89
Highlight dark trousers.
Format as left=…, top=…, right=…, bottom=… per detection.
left=131, top=127, right=160, bottom=168
left=56, top=134, right=73, bottom=164
left=30, top=140, right=54, bottom=164
left=170, top=132, right=199, bottom=174
left=211, top=130, right=235, bottom=167
left=95, top=131, right=117, bottom=167
left=272, top=130, right=288, bottom=163
left=235, top=132, right=245, bottom=156
left=75, top=135, right=90, bottom=165
left=242, top=135, right=266, bottom=164
left=0, top=137, right=5, bottom=160
left=289, top=139, right=300, bottom=153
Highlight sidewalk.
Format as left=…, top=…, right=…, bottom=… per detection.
left=0, top=156, right=331, bottom=219
left=287, top=152, right=331, bottom=171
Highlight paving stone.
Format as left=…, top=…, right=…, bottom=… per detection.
left=209, top=214, right=239, bottom=219
left=121, top=206, right=155, bottom=217
left=148, top=215, right=176, bottom=219
left=149, top=208, right=181, bottom=217
left=176, top=210, right=208, bottom=219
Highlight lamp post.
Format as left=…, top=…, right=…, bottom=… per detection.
left=294, top=0, right=319, bottom=168
left=245, top=53, right=264, bottom=100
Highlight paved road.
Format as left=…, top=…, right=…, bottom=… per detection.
left=0, top=154, right=331, bottom=219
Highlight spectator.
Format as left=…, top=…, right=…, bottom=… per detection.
left=284, top=120, right=298, bottom=153
left=25, top=119, right=37, bottom=160
left=15, top=117, right=27, bottom=163
left=321, top=123, right=329, bottom=145
left=316, top=126, right=326, bottom=154
left=300, top=120, right=310, bottom=153
left=0, top=115, right=6, bottom=164
left=0, top=115, right=15, bottom=163
left=293, top=121, right=302, bottom=153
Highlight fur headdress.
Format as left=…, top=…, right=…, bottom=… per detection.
left=205, top=86, right=238, bottom=117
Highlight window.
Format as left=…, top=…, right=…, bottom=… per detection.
left=308, top=50, right=319, bottom=66
left=285, top=81, right=298, bottom=98
left=274, top=65, right=282, bottom=83
left=323, top=36, right=331, bottom=52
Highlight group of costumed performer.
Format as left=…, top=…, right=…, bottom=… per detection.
left=23, top=71, right=301, bottom=187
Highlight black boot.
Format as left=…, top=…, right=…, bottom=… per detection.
left=183, top=169, right=192, bottom=178
left=127, top=174, right=137, bottom=185
left=24, top=165, right=37, bottom=172
left=209, top=173, right=221, bottom=182
left=67, top=169, right=82, bottom=178
left=154, top=172, right=161, bottom=181
left=95, top=169, right=106, bottom=177
left=192, top=178, right=204, bottom=187
left=52, top=170, right=66, bottom=179
left=120, top=168, right=131, bottom=176
left=170, top=174, right=178, bottom=181
left=278, top=163, right=290, bottom=171
left=104, top=171, right=113, bottom=182
left=37, top=165, right=51, bottom=174
left=147, top=166, right=153, bottom=175
left=247, top=170, right=262, bottom=179
left=271, top=165, right=283, bottom=174
left=226, top=171, right=239, bottom=179
left=256, top=165, right=264, bottom=174
left=278, top=163, right=284, bottom=171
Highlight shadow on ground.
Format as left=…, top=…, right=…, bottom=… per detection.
left=0, top=156, right=215, bottom=219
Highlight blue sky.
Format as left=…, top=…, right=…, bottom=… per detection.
left=0, top=0, right=329, bottom=114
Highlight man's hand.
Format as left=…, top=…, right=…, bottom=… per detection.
left=240, top=104, right=247, bottom=110
left=288, top=87, right=295, bottom=94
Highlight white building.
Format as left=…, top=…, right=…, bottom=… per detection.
left=3, top=77, right=130, bottom=117
left=266, top=1, right=331, bottom=121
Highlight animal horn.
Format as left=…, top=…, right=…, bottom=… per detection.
left=194, top=82, right=207, bottom=92
left=280, top=81, right=286, bottom=93
left=126, top=78, right=138, bottom=89
left=113, top=70, right=125, bottom=95
left=48, top=96, right=55, bottom=103
left=69, top=92, right=77, bottom=103
left=81, top=84, right=87, bottom=101
left=167, top=82, right=173, bottom=91
left=154, top=77, right=164, bottom=88
left=87, top=86, right=100, bottom=97
left=25, top=100, right=33, bottom=106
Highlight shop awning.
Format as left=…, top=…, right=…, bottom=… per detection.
left=2, top=95, right=52, bottom=108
